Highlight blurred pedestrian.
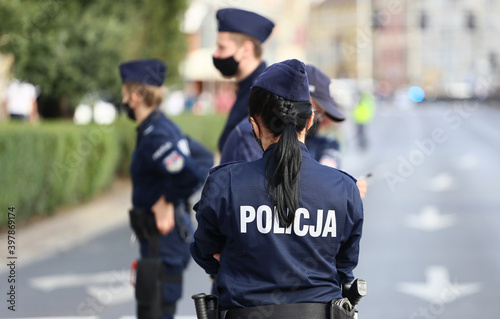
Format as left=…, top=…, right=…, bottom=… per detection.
left=2, top=79, right=39, bottom=123
left=119, top=58, right=213, bottom=319
left=191, top=59, right=363, bottom=318
left=213, top=8, right=275, bottom=152
left=352, top=92, right=375, bottom=151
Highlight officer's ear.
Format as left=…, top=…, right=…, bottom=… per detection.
left=249, top=117, right=260, bottom=138
left=130, top=90, right=143, bottom=106
left=241, top=40, right=255, bottom=58
left=306, top=111, right=314, bottom=130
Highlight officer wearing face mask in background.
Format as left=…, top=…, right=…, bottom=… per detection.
left=120, top=59, right=213, bottom=319
left=213, top=8, right=275, bottom=153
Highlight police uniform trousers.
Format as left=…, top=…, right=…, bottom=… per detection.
left=136, top=205, right=193, bottom=319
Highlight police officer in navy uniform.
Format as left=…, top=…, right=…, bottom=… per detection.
left=119, top=59, right=213, bottom=319
left=213, top=8, right=275, bottom=152
left=305, top=64, right=345, bottom=168
left=220, top=64, right=345, bottom=165
left=220, top=64, right=368, bottom=199
left=191, top=60, right=363, bottom=318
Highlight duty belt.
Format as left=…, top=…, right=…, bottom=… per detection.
left=224, top=301, right=356, bottom=319
left=225, top=303, right=330, bottom=319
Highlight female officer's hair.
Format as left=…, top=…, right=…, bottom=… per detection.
left=248, top=86, right=312, bottom=227
left=124, top=82, right=165, bottom=107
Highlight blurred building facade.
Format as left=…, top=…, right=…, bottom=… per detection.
left=181, top=0, right=500, bottom=102
left=307, top=0, right=358, bottom=79
left=406, top=0, right=500, bottom=99
left=307, top=0, right=500, bottom=99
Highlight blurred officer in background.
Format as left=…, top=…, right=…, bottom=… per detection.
left=304, top=64, right=345, bottom=168
left=191, top=59, right=363, bottom=318
left=119, top=59, right=212, bottom=319
left=305, top=65, right=368, bottom=199
left=213, top=8, right=275, bottom=152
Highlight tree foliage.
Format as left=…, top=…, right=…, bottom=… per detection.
left=0, top=0, right=187, bottom=117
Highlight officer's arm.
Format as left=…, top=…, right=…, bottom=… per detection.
left=336, top=179, right=364, bottom=284
left=151, top=137, right=203, bottom=202
left=220, top=122, right=263, bottom=164
left=318, top=139, right=342, bottom=169
left=186, top=135, right=214, bottom=176
left=190, top=171, right=227, bottom=274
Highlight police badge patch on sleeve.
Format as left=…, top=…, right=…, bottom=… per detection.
left=164, top=151, right=184, bottom=173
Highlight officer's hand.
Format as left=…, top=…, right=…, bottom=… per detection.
left=213, top=253, right=220, bottom=262
left=356, top=179, right=368, bottom=199
left=152, top=196, right=175, bottom=235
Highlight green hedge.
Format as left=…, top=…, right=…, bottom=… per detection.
left=0, top=122, right=120, bottom=226
left=170, top=113, right=226, bottom=152
left=0, top=113, right=225, bottom=228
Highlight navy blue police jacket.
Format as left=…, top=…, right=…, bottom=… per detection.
left=220, top=118, right=262, bottom=164
left=220, top=119, right=342, bottom=169
left=217, top=62, right=267, bottom=152
left=306, top=135, right=342, bottom=169
left=131, top=108, right=212, bottom=266
left=191, top=142, right=363, bottom=310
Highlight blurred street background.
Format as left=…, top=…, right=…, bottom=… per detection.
left=1, top=0, right=500, bottom=318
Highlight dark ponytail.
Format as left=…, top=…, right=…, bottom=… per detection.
left=248, top=87, right=312, bottom=227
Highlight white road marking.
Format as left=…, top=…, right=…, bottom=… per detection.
left=452, top=153, right=478, bottom=170
left=0, top=316, right=197, bottom=319
left=428, top=172, right=456, bottom=192
left=86, top=284, right=134, bottom=306
left=120, top=316, right=196, bottom=319
left=1, top=317, right=98, bottom=319
left=406, top=205, right=457, bottom=231
left=398, top=266, right=481, bottom=303
left=30, top=270, right=130, bottom=292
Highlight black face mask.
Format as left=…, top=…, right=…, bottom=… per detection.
left=307, top=113, right=325, bottom=137
left=307, top=117, right=320, bottom=137
left=122, top=102, right=136, bottom=121
left=213, top=55, right=239, bottom=77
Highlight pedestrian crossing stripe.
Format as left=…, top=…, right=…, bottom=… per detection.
left=1, top=316, right=196, bottom=319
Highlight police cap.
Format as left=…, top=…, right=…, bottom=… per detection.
left=252, top=59, right=310, bottom=102
left=216, top=8, right=275, bottom=43
left=306, top=65, right=345, bottom=122
left=119, top=59, right=166, bottom=87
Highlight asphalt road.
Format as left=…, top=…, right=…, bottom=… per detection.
left=1, top=99, right=499, bottom=319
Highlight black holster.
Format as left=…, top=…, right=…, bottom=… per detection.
left=129, top=208, right=160, bottom=244
left=136, top=258, right=163, bottom=319
left=130, top=208, right=163, bottom=319
left=330, top=299, right=356, bottom=319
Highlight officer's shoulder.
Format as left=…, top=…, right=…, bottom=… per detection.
left=313, top=135, right=340, bottom=146
left=314, top=162, right=357, bottom=182
left=208, top=161, right=245, bottom=175
left=145, top=116, right=182, bottom=138
left=336, top=169, right=357, bottom=183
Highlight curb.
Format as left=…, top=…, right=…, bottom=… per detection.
left=0, top=178, right=132, bottom=269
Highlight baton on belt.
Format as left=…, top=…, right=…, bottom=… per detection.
left=192, top=293, right=219, bottom=319
left=342, top=278, right=367, bottom=307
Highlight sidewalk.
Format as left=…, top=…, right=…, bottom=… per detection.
left=0, top=178, right=132, bottom=268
